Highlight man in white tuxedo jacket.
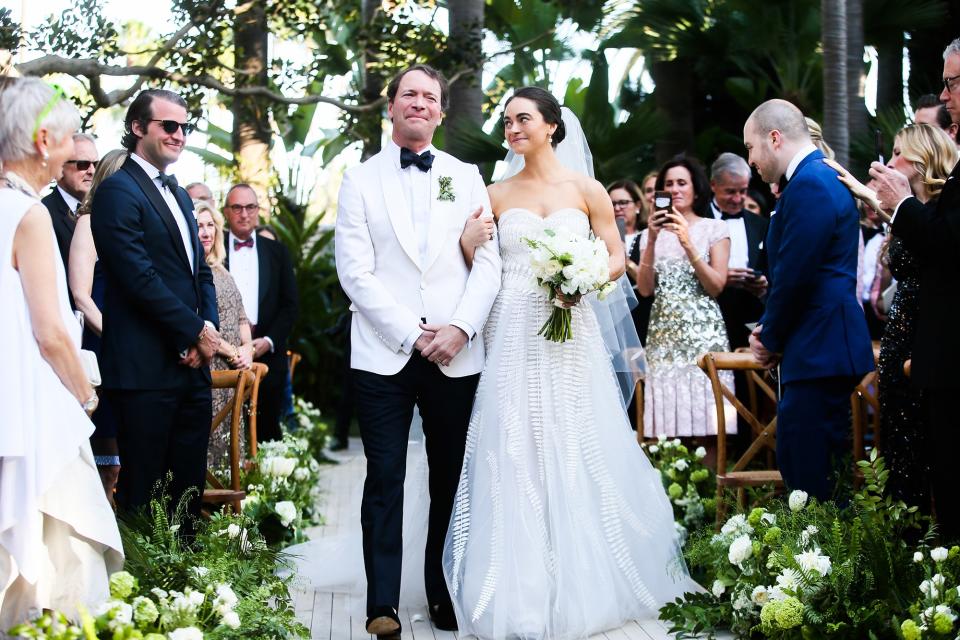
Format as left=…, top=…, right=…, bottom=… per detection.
left=334, top=64, right=501, bottom=637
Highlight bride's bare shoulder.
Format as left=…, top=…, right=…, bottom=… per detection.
left=487, top=179, right=521, bottom=215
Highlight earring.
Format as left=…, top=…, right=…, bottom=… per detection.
left=41, top=151, right=49, bottom=168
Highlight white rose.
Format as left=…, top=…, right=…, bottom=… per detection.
left=275, top=500, right=298, bottom=527
left=711, top=580, right=726, bottom=598
left=728, top=535, right=753, bottom=566
left=221, top=609, right=241, bottom=629
left=788, top=490, right=808, bottom=512
left=214, top=583, right=238, bottom=611
left=648, top=445, right=659, bottom=454
left=751, top=585, right=770, bottom=605
left=694, top=446, right=707, bottom=459
left=293, top=467, right=310, bottom=481
left=931, top=547, right=949, bottom=562
left=168, top=627, right=205, bottom=640
left=226, top=523, right=241, bottom=539
left=915, top=551, right=925, bottom=563
left=673, top=459, right=689, bottom=472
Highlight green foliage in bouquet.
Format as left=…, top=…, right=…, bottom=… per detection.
left=896, top=544, right=960, bottom=639
left=240, top=432, right=323, bottom=547
left=660, top=450, right=926, bottom=639
left=290, top=395, right=334, bottom=465
left=10, top=491, right=308, bottom=639
left=641, top=435, right=717, bottom=545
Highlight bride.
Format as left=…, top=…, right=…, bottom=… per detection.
left=442, top=87, right=694, bottom=639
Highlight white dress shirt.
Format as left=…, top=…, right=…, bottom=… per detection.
left=227, top=231, right=260, bottom=326
left=388, top=140, right=435, bottom=267
left=710, top=200, right=749, bottom=270
left=785, top=144, right=818, bottom=181
left=129, top=153, right=195, bottom=272
left=56, top=185, right=80, bottom=214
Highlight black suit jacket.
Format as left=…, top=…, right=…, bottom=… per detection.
left=41, top=188, right=77, bottom=276
left=90, top=158, right=218, bottom=390
left=891, top=160, right=960, bottom=389
left=224, top=233, right=299, bottom=380
left=715, top=209, right=769, bottom=349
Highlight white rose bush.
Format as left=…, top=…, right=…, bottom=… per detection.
left=523, top=226, right=617, bottom=342
left=641, top=435, right=716, bottom=543
left=659, top=450, right=931, bottom=639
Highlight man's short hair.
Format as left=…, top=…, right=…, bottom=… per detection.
left=944, top=38, right=960, bottom=60
left=385, top=64, right=449, bottom=112
left=72, top=132, right=97, bottom=147
left=747, top=99, right=811, bottom=143
left=225, top=183, right=258, bottom=202
left=916, top=93, right=941, bottom=111
left=121, top=89, right=188, bottom=153
left=710, top=152, right=751, bottom=182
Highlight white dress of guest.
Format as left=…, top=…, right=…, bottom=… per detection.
left=0, top=186, right=124, bottom=628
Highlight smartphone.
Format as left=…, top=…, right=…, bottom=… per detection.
left=875, top=129, right=885, bottom=165
left=652, top=191, right=672, bottom=224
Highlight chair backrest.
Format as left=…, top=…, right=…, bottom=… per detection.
left=210, top=369, right=256, bottom=493
left=287, top=350, right=302, bottom=384
left=697, top=352, right=779, bottom=475
left=247, top=362, right=269, bottom=458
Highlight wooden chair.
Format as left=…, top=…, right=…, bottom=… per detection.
left=904, top=359, right=911, bottom=378
left=203, top=369, right=256, bottom=513
left=287, top=350, right=302, bottom=384
left=246, top=362, right=269, bottom=459
left=851, top=343, right=882, bottom=469
left=634, top=378, right=646, bottom=444
left=698, top=352, right=783, bottom=524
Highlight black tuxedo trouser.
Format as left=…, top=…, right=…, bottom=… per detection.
left=109, top=386, right=212, bottom=521
left=777, top=376, right=859, bottom=501
left=352, top=354, right=479, bottom=615
left=926, top=389, right=960, bottom=540
left=256, top=366, right=286, bottom=443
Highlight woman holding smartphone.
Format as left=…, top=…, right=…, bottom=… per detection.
left=636, top=155, right=734, bottom=457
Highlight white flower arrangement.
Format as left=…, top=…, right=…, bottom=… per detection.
left=788, top=490, right=808, bottom=512
left=728, top=535, right=754, bottom=566
left=794, top=548, right=832, bottom=577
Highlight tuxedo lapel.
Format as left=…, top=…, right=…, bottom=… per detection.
left=743, top=214, right=764, bottom=268
left=379, top=152, right=421, bottom=269
left=423, top=155, right=449, bottom=271
left=174, top=188, right=201, bottom=276
left=258, top=240, right=272, bottom=308
left=222, top=234, right=231, bottom=269
left=123, top=159, right=192, bottom=272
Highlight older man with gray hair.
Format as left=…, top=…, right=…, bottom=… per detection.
left=709, top=152, right=768, bottom=349
left=42, top=132, right=98, bottom=275
left=870, top=37, right=960, bottom=538
left=743, top=99, right=874, bottom=502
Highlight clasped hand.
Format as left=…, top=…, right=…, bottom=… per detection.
left=181, top=325, right=221, bottom=368
left=748, top=324, right=780, bottom=369
left=416, top=323, right=468, bottom=367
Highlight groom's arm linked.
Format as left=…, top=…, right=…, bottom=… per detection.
left=91, top=176, right=218, bottom=357
left=757, top=173, right=836, bottom=355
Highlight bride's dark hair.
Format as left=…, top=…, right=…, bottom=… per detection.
left=504, top=87, right=566, bottom=148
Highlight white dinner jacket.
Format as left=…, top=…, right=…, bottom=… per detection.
left=335, top=146, right=501, bottom=377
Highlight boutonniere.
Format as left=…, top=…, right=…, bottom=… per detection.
left=437, top=176, right=455, bottom=202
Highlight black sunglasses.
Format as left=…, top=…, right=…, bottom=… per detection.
left=64, top=160, right=99, bottom=171
left=148, top=119, right=195, bottom=136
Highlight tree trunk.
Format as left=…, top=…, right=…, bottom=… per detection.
left=232, top=0, right=271, bottom=213
left=650, top=58, right=694, bottom=164
left=846, top=0, right=868, bottom=151
left=822, top=0, right=848, bottom=166
left=445, top=0, right=485, bottom=160
left=875, top=32, right=904, bottom=119
left=359, top=0, right=383, bottom=161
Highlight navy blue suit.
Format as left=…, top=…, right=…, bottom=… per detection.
left=760, top=149, right=874, bottom=500
left=91, top=157, right=218, bottom=518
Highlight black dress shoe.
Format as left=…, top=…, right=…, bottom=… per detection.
left=329, top=436, right=349, bottom=451
left=366, top=606, right=401, bottom=635
left=428, top=602, right=458, bottom=631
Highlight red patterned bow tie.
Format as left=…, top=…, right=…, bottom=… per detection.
left=233, top=237, right=254, bottom=250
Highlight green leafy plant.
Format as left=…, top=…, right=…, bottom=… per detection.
left=642, top=435, right=717, bottom=545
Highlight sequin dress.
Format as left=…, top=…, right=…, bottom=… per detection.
left=443, top=209, right=694, bottom=640
left=640, top=219, right=736, bottom=437
left=208, top=265, right=249, bottom=469
left=877, top=237, right=927, bottom=507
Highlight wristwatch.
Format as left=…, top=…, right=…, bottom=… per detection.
left=82, top=392, right=100, bottom=415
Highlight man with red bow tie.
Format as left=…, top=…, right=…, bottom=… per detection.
left=223, top=184, right=299, bottom=442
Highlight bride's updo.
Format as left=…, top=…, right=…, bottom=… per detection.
left=504, top=87, right=566, bottom=148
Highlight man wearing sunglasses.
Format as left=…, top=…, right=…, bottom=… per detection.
left=91, top=89, right=219, bottom=526
left=41, top=132, right=98, bottom=278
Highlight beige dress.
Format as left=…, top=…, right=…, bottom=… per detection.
left=208, top=265, right=249, bottom=468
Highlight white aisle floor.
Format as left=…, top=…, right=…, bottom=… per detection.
left=290, top=438, right=722, bottom=640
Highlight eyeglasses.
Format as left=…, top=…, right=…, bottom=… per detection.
left=227, top=203, right=261, bottom=214
left=944, top=74, right=960, bottom=94
left=33, top=83, right=66, bottom=142
left=148, top=119, right=195, bottom=136
left=64, top=160, right=99, bottom=171
left=611, top=199, right=637, bottom=208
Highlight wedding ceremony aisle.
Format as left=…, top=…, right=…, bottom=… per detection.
left=289, top=438, right=688, bottom=640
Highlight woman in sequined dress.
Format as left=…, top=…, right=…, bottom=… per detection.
left=636, top=156, right=735, bottom=444
left=836, top=124, right=956, bottom=509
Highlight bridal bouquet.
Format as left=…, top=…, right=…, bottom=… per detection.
left=524, top=227, right=616, bottom=343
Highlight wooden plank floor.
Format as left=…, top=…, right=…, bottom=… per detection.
left=292, top=438, right=725, bottom=640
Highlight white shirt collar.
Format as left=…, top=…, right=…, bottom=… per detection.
left=228, top=230, right=257, bottom=250
left=56, top=185, right=81, bottom=213
left=785, top=143, right=818, bottom=181
left=130, top=152, right=168, bottom=181
left=387, top=139, right=438, bottom=171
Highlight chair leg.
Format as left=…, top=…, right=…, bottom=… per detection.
left=737, top=487, right=746, bottom=512
left=716, top=486, right=726, bottom=530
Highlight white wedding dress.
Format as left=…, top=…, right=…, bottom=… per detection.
left=442, top=208, right=695, bottom=639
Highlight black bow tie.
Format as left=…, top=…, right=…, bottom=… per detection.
left=400, top=147, right=434, bottom=172
left=721, top=210, right=743, bottom=220
left=157, top=172, right=179, bottom=191
left=778, top=174, right=789, bottom=193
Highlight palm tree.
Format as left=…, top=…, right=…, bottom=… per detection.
left=446, top=0, right=485, bottom=161
left=822, top=0, right=849, bottom=165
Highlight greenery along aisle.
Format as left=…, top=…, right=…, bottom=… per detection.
left=658, top=451, right=939, bottom=639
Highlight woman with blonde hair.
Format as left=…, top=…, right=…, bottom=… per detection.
left=194, top=199, right=255, bottom=467
left=831, top=122, right=956, bottom=510
left=68, top=148, right=128, bottom=501
left=0, top=78, right=123, bottom=627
